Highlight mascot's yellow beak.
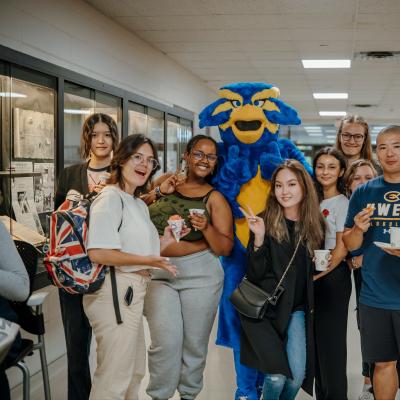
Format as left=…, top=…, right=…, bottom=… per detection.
left=224, top=104, right=277, bottom=144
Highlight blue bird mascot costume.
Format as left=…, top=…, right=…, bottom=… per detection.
left=199, top=82, right=312, bottom=400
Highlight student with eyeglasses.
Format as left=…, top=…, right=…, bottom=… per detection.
left=144, top=134, right=234, bottom=400
left=83, top=134, right=180, bottom=399
left=334, top=115, right=374, bottom=165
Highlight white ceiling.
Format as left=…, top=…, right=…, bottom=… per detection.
left=85, top=0, right=400, bottom=143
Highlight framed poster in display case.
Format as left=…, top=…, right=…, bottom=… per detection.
left=13, top=108, right=54, bottom=159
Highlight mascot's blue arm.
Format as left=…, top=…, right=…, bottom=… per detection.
left=213, top=144, right=252, bottom=218
left=278, top=138, right=313, bottom=175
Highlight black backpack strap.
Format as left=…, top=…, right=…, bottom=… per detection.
left=110, top=267, right=122, bottom=324
left=110, top=194, right=125, bottom=325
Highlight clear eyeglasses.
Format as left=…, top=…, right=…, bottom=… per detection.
left=341, top=133, right=365, bottom=143
left=191, top=150, right=218, bottom=163
left=130, top=153, right=159, bottom=170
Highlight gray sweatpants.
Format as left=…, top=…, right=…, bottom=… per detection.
left=144, top=249, right=224, bottom=400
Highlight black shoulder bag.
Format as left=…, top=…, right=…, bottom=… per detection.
left=229, top=237, right=302, bottom=320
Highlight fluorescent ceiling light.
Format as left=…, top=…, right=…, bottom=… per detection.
left=325, top=129, right=336, bottom=133
left=372, top=126, right=385, bottom=131
left=308, top=133, right=324, bottom=137
left=0, top=92, right=27, bottom=98
left=304, top=126, right=322, bottom=131
left=64, top=109, right=91, bottom=115
left=326, top=135, right=337, bottom=139
left=302, top=60, right=351, bottom=68
left=313, top=93, right=348, bottom=99
left=319, top=111, right=347, bottom=116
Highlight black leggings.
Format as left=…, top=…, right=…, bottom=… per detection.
left=314, top=262, right=352, bottom=400
left=353, top=268, right=370, bottom=377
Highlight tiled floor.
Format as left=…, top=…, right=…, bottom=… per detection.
left=13, top=290, right=378, bottom=400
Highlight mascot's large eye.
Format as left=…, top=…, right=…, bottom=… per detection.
left=253, top=99, right=266, bottom=107
left=230, top=100, right=241, bottom=108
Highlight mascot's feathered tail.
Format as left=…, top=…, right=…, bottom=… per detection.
left=199, top=82, right=311, bottom=349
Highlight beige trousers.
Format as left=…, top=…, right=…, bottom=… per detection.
left=83, top=271, right=149, bottom=400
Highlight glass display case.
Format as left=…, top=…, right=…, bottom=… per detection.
left=128, top=102, right=165, bottom=174
left=166, top=115, right=193, bottom=172
left=0, top=64, right=56, bottom=285
left=0, top=46, right=194, bottom=288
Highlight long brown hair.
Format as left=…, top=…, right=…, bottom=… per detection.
left=264, top=159, right=325, bottom=255
left=335, top=115, right=372, bottom=162
left=80, top=113, right=119, bottom=159
left=108, top=134, right=160, bottom=197
left=313, top=147, right=347, bottom=201
left=344, top=159, right=378, bottom=197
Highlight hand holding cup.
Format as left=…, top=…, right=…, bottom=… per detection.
left=189, top=209, right=207, bottom=231
left=314, top=249, right=331, bottom=272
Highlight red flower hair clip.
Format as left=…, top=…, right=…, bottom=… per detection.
left=322, top=209, right=329, bottom=218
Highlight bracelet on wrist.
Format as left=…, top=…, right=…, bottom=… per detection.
left=154, top=186, right=165, bottom=200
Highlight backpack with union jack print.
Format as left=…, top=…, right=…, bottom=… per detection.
left=44, top=191, right=106, bottom=294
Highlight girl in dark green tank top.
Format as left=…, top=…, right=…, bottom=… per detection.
left=143, top=135, right=234, bottom=400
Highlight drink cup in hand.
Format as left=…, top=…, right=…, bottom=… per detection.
left=390, top=227, right=400, bottom=248
left=189, top=208, right=205, bottom=231
left=189, top=208, right=205, bottom=216
left=314, top=250, right=330, bottom=272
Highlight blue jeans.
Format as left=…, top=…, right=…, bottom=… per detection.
left=263, top=311, right=306, bottom=400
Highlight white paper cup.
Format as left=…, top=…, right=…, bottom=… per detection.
left=168, top=219, right=184, bottom=242
left=189, top=208, right=205, bottom=216
left=314, top=250, right=330, bottom=272
left=390, top=227, right=400, bottom=248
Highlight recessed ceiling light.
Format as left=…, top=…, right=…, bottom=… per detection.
left=372, top=126, right=385, bottom=131
left=319, top=111, right=347, bottom=116
left=308, top=133, right=324, bottom=137
left=302, top=60, right=351, bottom=68
left=0, top=92, right=27, bottom=98
left=64, top=109, right=91, bottom=115
left=304, top=126, right=322, bottom=131
left=313, top=93, right=348, bottom=99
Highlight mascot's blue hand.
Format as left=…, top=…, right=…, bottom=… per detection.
left=260, top=141, right=283, bottom=179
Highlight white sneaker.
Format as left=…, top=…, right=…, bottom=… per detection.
left=358, top=389, right=374, bottom=400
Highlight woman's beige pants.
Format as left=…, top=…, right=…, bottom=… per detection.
left=83, top=271, right=149, bottom=400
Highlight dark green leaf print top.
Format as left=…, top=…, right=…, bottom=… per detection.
left=148, top=190, right=213, bottom=241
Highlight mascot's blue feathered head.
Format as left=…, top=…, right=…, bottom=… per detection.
left=199, top=82, right=301, bottom=148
